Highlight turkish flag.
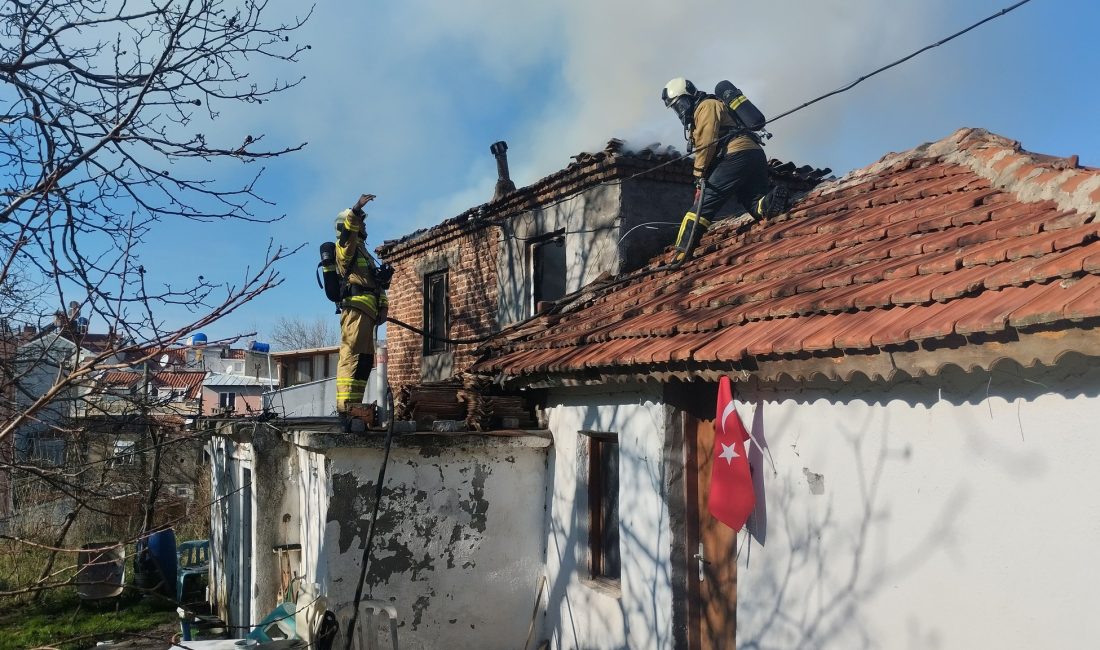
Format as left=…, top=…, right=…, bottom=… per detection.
left=708, top=376, right=755, bottom=531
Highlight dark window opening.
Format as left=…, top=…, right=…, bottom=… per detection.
left=584, top=430, right=620, bottom=583
left=219, top=392, right=236, bottom=410
left=531, top=234, right=566, bottom=314
left=423, top=271, right=449, bottom=355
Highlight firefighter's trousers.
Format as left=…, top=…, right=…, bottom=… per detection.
left=699, top=148, right=770, bottom=220
left=336, top=306, right=376, bottom=414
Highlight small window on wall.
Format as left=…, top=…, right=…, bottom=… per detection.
left=581, top=430, right=620, bottom=585
left=219, top=392, right=236, bottom=410
left=423, top=270, right=449, bottom=355
left=530, top=233, right=566, bottom=314
left=112, top=440, right=136, bottom=466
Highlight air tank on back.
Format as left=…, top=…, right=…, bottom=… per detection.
left=714, top=80, right=766, bottom=131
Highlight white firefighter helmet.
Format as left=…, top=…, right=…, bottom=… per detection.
left=661, top=77, right=697, bottom=107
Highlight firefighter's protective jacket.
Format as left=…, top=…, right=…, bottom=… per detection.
left=335, top=209, right=388, bottom=319
left=691, top=97, right=761, bottom=179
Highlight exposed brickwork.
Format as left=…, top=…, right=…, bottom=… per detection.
left=384, top=225, right=501, bottom=393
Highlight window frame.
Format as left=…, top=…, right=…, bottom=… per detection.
left=219, top=391, right=237, bottom=410
left=580, top=429, right=621, bottom=589
left=111, top=440, right=136, bottom=467
left=422, top=270, right=449, bottom=355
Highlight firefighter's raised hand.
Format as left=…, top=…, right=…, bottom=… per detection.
left=352, top=193, right=376, bottom=217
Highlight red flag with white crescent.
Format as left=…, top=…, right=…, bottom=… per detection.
left=708, top=376, right=755, bottom=531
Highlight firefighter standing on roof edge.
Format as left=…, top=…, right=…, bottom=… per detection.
left=332, top=194, right=388, bottom=418
left=662, top=77, right=788, bottom=263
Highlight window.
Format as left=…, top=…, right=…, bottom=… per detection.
left=219, top=392, right=236, bottom=411
left=530, top=233, right=566, bottom=313
left=296, top=358, right=313, bottom=384
left=582, top=430, right=620, bottom=584
left=423, top=271, right=449, bottom=355
left=31, top=437, right=65, bottom=467
left=112, top=440, right=136, bottom=466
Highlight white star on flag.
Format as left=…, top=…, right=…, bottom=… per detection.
left=719, top=442, right=739, bottom=465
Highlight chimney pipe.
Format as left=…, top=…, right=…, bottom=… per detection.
left=490, top=141, right=516, bottom=202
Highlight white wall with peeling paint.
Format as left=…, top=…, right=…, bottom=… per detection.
left=541, top=384, right=675, bottom=650
left=300, top=435, right=549, bottom=650
left=734, top=356, right=1100, bottom=649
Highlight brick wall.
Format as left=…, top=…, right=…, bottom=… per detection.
left=383, top=224, right=501, bottom=392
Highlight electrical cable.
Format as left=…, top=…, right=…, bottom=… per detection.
left=343, top=393, right=396, bottom=650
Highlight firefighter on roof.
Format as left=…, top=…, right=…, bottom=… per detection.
left=662, top=77, right=789, bottom=263
left=331, top=194, right=389, bottom=418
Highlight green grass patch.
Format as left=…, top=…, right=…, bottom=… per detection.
left=0, top=590, right=177, bottom=650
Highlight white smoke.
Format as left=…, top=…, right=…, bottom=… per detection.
left=215, top=0, right=1049, bottom=243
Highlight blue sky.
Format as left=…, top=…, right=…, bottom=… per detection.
left=127, top=0, right=1100, bottom=344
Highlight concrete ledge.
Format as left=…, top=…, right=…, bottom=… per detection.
left=283, top=425, right=553, bottom=453
left=206, top=418, right=554, bottom=452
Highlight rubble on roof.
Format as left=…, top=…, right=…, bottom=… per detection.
left=473, top=128, right=1100, bottom=385
left=378, top=137, right=829, bottom=258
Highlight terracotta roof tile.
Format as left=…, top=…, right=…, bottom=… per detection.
left=474, top=128, right=1100, bottom=380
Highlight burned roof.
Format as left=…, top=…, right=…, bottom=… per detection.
left=376, top=138, right=829, bottom=260
left=473, top=128, right=1100, bottom=385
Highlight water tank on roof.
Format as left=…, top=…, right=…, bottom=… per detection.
left=249, top=341, right=270, bottom=353
left=190, top=333, right=207, bottom=346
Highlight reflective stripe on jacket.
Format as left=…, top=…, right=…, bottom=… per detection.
left=335, top=209, right=388, bottom=317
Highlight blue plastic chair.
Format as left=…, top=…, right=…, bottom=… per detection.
left=247, top=601, right=298, bottom=642
left=176, top=539, right=210, bottom=603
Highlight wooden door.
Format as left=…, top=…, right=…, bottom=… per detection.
left=685, top=413, right=739, bottom=650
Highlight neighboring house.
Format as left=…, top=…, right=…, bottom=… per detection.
left=471, top=128, right=1100, bottom=649
left=87, top=370, right=206, bottom=418
left=11, top=310, right=122, bottom=466
left=203, top=373, right=277, bottom=416
left=272, top=345, right=339, bottom=389
left=261, top=345, right=339, bottom=418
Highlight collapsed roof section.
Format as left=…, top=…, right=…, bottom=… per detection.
left=473, top=128, right=1100, bottom=385
left=377, top=138, right=829, bottom=262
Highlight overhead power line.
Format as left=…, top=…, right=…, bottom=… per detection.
left=489, top=0, right=1039, bottom=218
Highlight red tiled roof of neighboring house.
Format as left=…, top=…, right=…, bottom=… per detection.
left=377, top=139, right=829, bottom=259
left=99, top=370, right=206, bottom=399
left=122, top=346, right=190, bottom=366
left=474, top=128, right=1100, bottom=384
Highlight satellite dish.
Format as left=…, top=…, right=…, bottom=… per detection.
left=158, top=354, right=170, bottom=368
left=225, top=364, right=235, bottom=374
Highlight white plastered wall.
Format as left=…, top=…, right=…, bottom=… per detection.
left=734, top=355, right=1100, bottom=649
left=542, top=383, right=675, bottom=650
left=304, top=437, right=548, bottom=650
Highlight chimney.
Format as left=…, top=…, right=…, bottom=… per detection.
left=490, top=141, right=516, bottom=202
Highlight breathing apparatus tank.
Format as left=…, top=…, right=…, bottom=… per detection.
left=714, top=80, right=766, bottom=131
left=318, top=241, right=342, bottom=303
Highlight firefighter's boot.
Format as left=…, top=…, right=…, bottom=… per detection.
left=753, top=184, right=791, bottom=219
left=672, top=211, right=710, bottom=264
